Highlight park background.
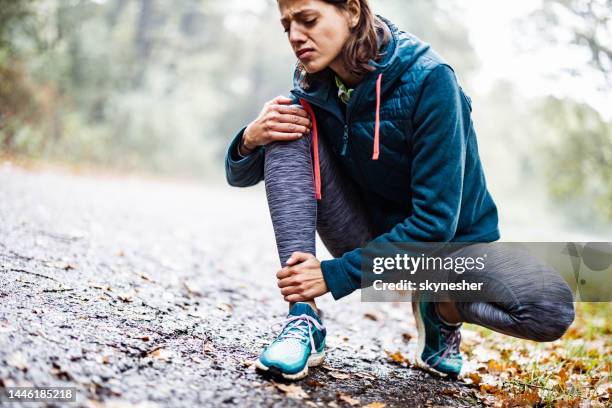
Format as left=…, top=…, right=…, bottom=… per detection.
left=0, top=0, right=610, bottom=406
left=1, top=0, right=611, bottom=240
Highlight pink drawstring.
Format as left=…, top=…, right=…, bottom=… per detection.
left=299, top=99, right=321, bottom=200
left=372, top=73, right=383, bottom=160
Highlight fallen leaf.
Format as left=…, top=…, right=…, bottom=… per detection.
left=217, top=303, right=233, bottom=313
left=364, top=312, right=382, bottom=321
left=468, top=372, right=482, bottom=386
left=117, top=293, right=133, bottom=303
left=322, top=364, right=340, bottom=371
left=306, top=379, right=324, bottom=387
left=596, top=382, right=611, bottom=398
left=338, top=393, right=360, bottom=406
left=442, top=388, right=460, bottom=397
left=274, top=383, right=309, bottom=400
left=487, top=359, right=504, bottom=372
left=147, top=347, right=174, bottom=361
left=385, top=350, right=409, bottom=365
left=329, top=372, right=350, bottom=380
left=355, top=372, right=376, bottom=380
left=499, top=390, right=540, bottom=406
left=203, top=342, right=216, bottom=353
left=139, top=273, right=152, bottom=281
left=364, top=403, right=386, bottom=408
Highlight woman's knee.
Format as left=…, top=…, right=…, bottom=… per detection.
left=264, top=136, right=311, bottom=161
left=499, top=271, right=575, bottom=342
left=512, top=299, right=575, bottom=342
left=264, top=137, right=314, bottom=183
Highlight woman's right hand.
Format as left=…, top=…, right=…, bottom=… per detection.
left=240, top=96, right=312, bottom=155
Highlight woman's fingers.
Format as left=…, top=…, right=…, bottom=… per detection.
left=277, top=276, right=295, bottom=288
left=275, top=114, right=311, bottom=128
left=273, top=96, right=295, bottom=105
left=267, top=131, right=305, bottom=141
left=286, top=251, right=313, bottom=265
left=272, top=104, right=310, bottom=118
left=284, top=294, right=306, bottom=303
left=276, top=267, right=291, bottom=279
left=268, top=122, right=310, bottom=135
left=280, top=285, right=301, bottom=296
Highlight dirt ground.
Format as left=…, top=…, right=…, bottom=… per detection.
left=0, top=165, right=483, bottom=407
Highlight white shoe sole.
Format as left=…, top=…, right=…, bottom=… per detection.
left=255, top=351, right=325, bottom=381
left=412, top=295, right=450, bottom=378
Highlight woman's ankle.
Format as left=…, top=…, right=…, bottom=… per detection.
left=435, top=302, right=462, bottom=326
left=289, top=300, right=319, bottom=314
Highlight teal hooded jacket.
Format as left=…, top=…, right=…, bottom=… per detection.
left=224, top=17, right=500, bottom=300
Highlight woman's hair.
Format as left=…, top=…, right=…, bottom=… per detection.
left=296, top=0, right=390, bottom=88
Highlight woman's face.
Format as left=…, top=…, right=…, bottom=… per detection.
left=278, top=0, right=358, bottom=74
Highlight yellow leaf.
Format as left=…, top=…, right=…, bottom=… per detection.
left=364, top=403, right=386, bottom=408
left=338, top=393, right=360, bottom=406
left=274, top=383, right=309, bottom=400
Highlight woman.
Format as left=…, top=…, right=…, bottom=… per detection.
left=225, top=0, right=575, bottom=381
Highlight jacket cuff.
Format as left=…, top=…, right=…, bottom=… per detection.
left=321, top=259, right=356, bottom=300
left=228, top=127, right=262, bottom=163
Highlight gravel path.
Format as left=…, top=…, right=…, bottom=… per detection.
left=0, top=165, right=482, bottom=407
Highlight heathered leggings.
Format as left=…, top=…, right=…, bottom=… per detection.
left=263, top=134, right=575, bottom=342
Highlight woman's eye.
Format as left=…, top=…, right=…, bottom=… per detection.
left=304, top=19, right=317, bottom=26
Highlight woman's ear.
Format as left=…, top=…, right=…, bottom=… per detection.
left=346, top=0, right=361, bottom=29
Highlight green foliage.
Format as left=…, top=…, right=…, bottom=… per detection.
left=1, top=0, right=481, bottom=177
left=538, top=97, right=612, bottom=222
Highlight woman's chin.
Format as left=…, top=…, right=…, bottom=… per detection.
left=301, top=60, right=327, bottom=74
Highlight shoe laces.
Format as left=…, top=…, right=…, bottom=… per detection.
left=427, top=325, right=462, bottom=369
left=272, top=314, right=324, bottom=354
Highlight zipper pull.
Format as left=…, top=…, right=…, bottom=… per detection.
left=341, top=125, right=349, bottom=156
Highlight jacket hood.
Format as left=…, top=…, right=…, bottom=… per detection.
left=291, top=15, right=434, bottom=108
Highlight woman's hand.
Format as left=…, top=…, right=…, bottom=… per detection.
left=276, top=252, right=329, bottom=303
left=241, top=96, right=312, bottom=153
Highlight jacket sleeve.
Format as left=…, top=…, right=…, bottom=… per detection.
left=224, top=126, right=265, bottom=187
left=320, top=64, right=470, bottom=300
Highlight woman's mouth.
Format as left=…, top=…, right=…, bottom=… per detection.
left=297, top=48, right=315, bottom=60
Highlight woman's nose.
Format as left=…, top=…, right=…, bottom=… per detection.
left=289, top=26, right=307, bottom=45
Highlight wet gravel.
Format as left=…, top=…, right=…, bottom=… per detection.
left=0, top=165, right=482, bottom=407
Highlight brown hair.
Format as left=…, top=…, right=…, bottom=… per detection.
left=295, top=0, right=390, bottom=88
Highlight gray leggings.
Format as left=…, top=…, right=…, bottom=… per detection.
left=264, top=134, right=575, bottom=342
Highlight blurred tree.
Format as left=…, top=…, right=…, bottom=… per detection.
left=372, top=0, right=479, bottom=86
left=0, top=0, right=38, bottom=151
left=533, top=0, right=611, bottom=88
left=537, top=97, right=612, bottom=223
left=524, top=0, right=612, bottom=223
left=1, top=0, right=482, bottom=178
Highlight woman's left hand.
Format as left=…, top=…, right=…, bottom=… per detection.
left=276, top=252, right=329, bottom=302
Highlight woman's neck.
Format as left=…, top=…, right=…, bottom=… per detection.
left=329, top=58, right=362, bottom=88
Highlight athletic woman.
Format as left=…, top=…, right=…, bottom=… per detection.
left=225, top=0, right=575, bottom=380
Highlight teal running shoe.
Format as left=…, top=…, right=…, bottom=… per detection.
left=412, top=293, right=463, bottom=378
left=255, top=303, right=326, bottom=380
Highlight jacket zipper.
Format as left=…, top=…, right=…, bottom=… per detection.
left=341, top=125, right=349, bottom=156
left=292, top=84, right=367, bottom=157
